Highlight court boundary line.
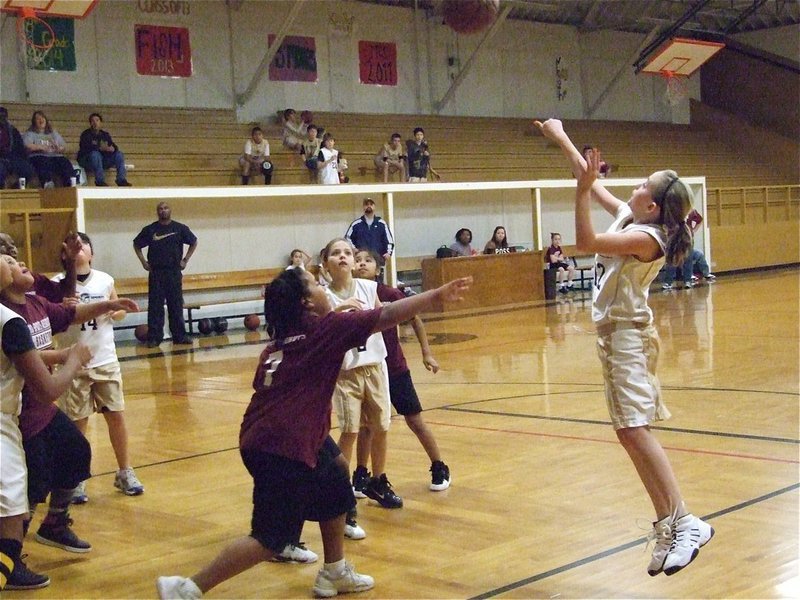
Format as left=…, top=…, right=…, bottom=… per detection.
left=468, top=482, right=800, bottom=599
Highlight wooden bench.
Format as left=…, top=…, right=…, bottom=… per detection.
left=116, top=268, right=280, bottom=333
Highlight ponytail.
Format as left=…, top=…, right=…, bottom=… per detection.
left=263, top=269, right=307, bottom=339
left=653, top=170, right=693, bottom=267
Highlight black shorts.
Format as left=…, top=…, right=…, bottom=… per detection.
left=240, top=435, right=354, bottom=554
left=389, top=370, right=422, bottom=416
left=549, top=261, right=571, bottom=270
left=23, top=410, right=92, bottom=504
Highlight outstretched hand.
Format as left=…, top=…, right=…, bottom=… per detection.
left=437, top=276, right=472, bottom=304
left=532, top=119, right=566, bottom=142
left=110, top=298, right=140, bottom=313
left=62, top=232, right=82, bottom=262
left=578, top=146, right=600, bottom=193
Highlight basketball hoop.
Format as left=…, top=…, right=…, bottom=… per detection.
left=17, top=7, right=55, bottom=68
left=661, top=70, right=688, bottom=107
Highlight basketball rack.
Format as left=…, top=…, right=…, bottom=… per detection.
left=638, top=37, right=725, bottom=106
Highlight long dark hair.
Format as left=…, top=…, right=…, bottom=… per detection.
left=263, top=269, right=308, bottom=340
left=651, top=170, right=693, bottom=267
left=491, top=226, right=508, bottom=248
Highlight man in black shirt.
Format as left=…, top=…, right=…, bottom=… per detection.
left=133, top=202, right=197, bottom=347
left=0, top=107, right=34, bottom=189
left=77, top=113, right=131, bottom=187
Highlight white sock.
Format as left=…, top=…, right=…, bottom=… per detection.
left=324, top=559, right=346, bottom=577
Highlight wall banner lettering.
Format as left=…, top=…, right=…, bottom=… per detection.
left=135, top=24, right=192, bottom=77
left=358, top=41, right=397, bottom=86
left=268, top=35, right=318, bottom=82
left=27, top=17, right=76, bottom=71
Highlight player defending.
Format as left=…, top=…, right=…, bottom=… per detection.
left=156, top=268, right=471, bottom=599
left=534, top=118, right=714, bottom=577
left=353, top=249, right=450, bottom=490
left=52, top=233, right=144, bottom=502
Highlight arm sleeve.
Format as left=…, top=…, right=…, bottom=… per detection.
left=105, top=132, right=118, bottom=152
left=181, top=224, right=198, bottom=246
left=2, top=317, right=35, bottom=356
left=244, top=140, right=253, bottom=155
left=33, top=272, right=65, bottom=304
left=133, top=226, right=150, bottom=249
left=44, top=298, right=77, bottom=334
left=78, top=130, right=92, bottom=156
left=53, top=131, right=66, bottom=149
left=382, top=221, right=394, bottom=256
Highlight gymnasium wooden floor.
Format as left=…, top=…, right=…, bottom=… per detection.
left=19, top=267, right=799, bottom=599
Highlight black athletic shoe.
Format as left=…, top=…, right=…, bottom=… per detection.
left=5, top=555, right=50, bottom=590
left=35, top=514, right=92, bottom=553
left=429, top=460, right=451, bottom=491
left=365, top=474, right=403, bottom=509
left=352, top=466, right=370, bottom=499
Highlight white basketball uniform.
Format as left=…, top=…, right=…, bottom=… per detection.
left=318, top=147, right=340, bottom=185
left=53, top=270, right=125, bottom=419
left=1, top=305, right=30, bottom=517
left=325, top=279, right=391, bottom=432
left=592, top=204, right=671, bottom=429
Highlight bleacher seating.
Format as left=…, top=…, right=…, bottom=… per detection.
left=2, top=102, right=796, bottom=190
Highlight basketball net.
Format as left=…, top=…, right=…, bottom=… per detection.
left=17, top=7, right=55, bottom=69
left=662, top=71, right=688, bottom=107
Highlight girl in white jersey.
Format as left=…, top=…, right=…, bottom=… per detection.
left=52, top=233, right=144, bottom=502
left=534, top=119, right=714, bottom=578
left=322, top=238, right=403, bottom=510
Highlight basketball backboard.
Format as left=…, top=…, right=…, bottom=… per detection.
left=640, top=37, right=725, bottom=77
left=1, top=0, right=98, bottom=19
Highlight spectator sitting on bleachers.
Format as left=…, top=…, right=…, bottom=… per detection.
left=0, top=106, right=34, bottom=189
left=337, top=151, right=350, bottom=184
left=374, top=133, right=406, bottom=182
left=22, top=111, right=76, bottom=188
left=483, top=226, right=512, bottom=254
left=300, top=124, right=321, bottom=182
left=317, top=133, right=340, bottom=185
left=449, top=228, right=477, bottom=257
left=545, top=232, right=575, bottom=293
left=582, top=146, right=610, bottom=178
left=406, top=127, right=440, bottom=183
left=239, top=126, right=272, bottom=185
left=281, top=109, right=308, bottom=153
left=77, top=112, right=131, bottom=187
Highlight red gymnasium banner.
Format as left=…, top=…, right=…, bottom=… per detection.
left=358, top=41, right=397, bottom=86
left=135, top=24, right=192, bottom=77
left=268, top=35, right=318, bottom=82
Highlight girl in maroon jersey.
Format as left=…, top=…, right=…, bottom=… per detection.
left=157, top=268, right=470, bottom=600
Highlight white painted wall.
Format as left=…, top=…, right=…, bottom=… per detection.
left=0, top=0, right=705, bottom=124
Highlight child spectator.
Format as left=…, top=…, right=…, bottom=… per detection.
left=545, top=232, right=576, bottom=293
left=0, top=257, right=91, bottom=592
left=535, top=117, right=714, bottom=577
left=322, top=238, right=402, bottom=509
left=155, top=267, right=471, bottom=600
left=300, top=125, right=321, bottom=182
left=337, top=151, right=350, bottom=184
left=281, top=109, right=308, bottom=153
left=51, top=233, right=144, bottom=504
left=374, top=133, right=406, bottom=182
left=317, top=133, right=340, bottom=185
left=22, top=111, right=75, bottom=189
left=483, top=226, right=511, bottom=254
left=354, top=249, right=450, bottom=491
left=449, top=228, right=477, bottom=257
left=406, top=127, right=440, bottom=183
left=240, top=126, right=272, bottom=185
left=286, top=249, right=311, bottom=271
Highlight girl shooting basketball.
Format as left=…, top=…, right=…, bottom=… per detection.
left=534, top=118, right=714, bottom=577
left=157, top=268, right=470, bottom=599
